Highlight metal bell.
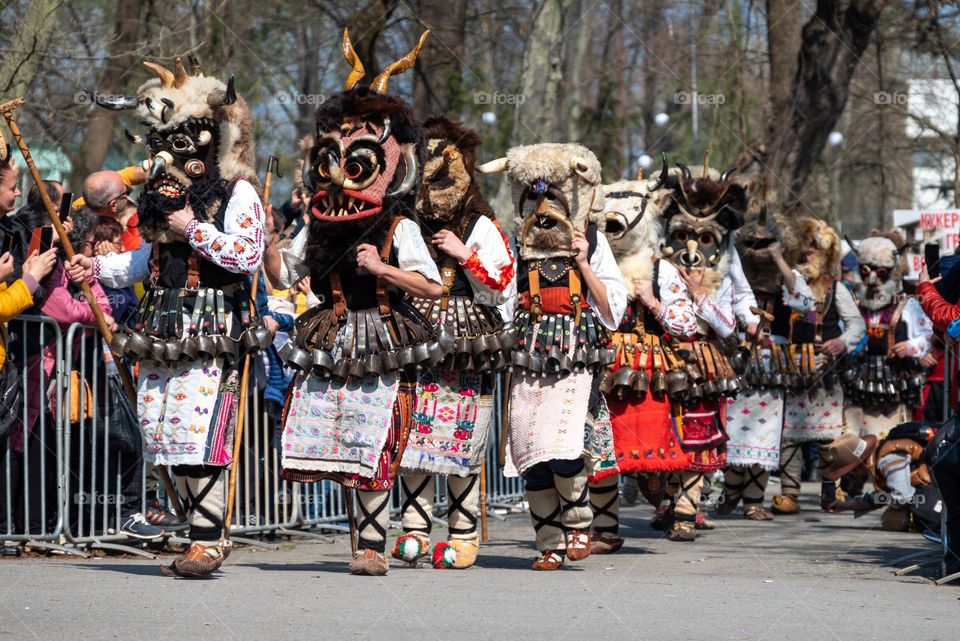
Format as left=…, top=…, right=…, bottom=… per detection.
left=586, top=349, right=600, bottom=365
left=701, top=380, right=718, bottom=398
left=180, top=336, right=199, bottom=362
left=687, top=382, right=703, bottom=402
left=364, top=354, right=382, bottom=376
left=428, top=341, right=446, bottom=366
left=665, top=369, right=689, bottom=396
left=412, top=342, right=432, bottom=364
left=150, top=341, right=166, bottom=364
left=571, top=348, right=587, bottom=368
left=217, top=335, right=238, bottom=360
left=163, top=339, right=181, bottom=363
left=600, top=348, right=617, bottom=365
left=240, top=329, right=261, bottom=355
left=332, top=358, right=350, bottom=380
left=381, top=351, right=399, bottom=372
left=126, top=332, right=153, bottom=360
left=111, top=332, right=130, bottom=356
left=685, top=362, right=704, bottom=383
left=613, top=366, right=635, bottom=390
left=437, top=324, right=456, bottom=353
left=313, top=349, right=335, bottom=373
left=348, top=357, right=366, bottom=379
left=196, top=336, right=216, bottom=360
left=513, top=350, right=530, bottom=370
left=528, top=354, right=545, bottom=373
left=500, top=325, right=518, bottom=350
left=455, top=336, right=471, bottom=358
left=599, top=368, right=615, bottom=393
left=396, top=347, right=415, bottom=368
left=651, top=369, right=668, bottom=397
left=546, top=346, right=564, bottom=373
left=633, top=370, right=650, bottom=394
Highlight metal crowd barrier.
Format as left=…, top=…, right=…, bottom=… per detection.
left=0, top=317, right=527, bottom=554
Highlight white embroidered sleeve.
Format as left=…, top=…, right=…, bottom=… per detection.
left=93, top=242, right=152, bottom=289
left=588, top=233, right=628, bottom=330
left=276, top=228, right=310, bottom=289
left=730, top=249, right=760, bottom=326
left=834, top=284, right=866, bottom=352
left=654, top=260, right=699, bottom=338
left=902, top=297, right=933, bottom=358
left=783, top=270, right=816, bottom=312
left=395, top=219, right=442, bottom=284
left=183, top=179, right=263, bottom=275
left=460, top=216, right=515, bottom=305
left=694, top=276, right=737, bottom=339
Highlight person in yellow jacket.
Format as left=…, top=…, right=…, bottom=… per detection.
left=0, top=152, right=59, bottom=367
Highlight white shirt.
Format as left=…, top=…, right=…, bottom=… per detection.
left=276, top=217, right=441, bottom=289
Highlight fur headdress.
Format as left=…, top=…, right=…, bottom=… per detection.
left=601, top=177, right=664, bottom=295
left=650, top=162, right=745, bottom=294
left=301, top=28, right=428, bottom=278
left=479, top=143, right=604, bottom=259
left=90, top=56, right=257, bottom=242
left=794, top=216, right=841, bottom=301
left=855, top=230, right=906, bottom=310
left=417, top=116, right=494, bottom=236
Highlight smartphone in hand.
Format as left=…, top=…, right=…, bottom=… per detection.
left=925, top=242, right=941, bottom=279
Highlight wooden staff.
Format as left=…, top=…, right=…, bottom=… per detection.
left=223, top=155, right=278, bottom=540
left=480, top=458, right=489, bottom=542
left=0, top=98, right=194, bottom=519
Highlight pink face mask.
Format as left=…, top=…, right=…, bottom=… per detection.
left=306, top=118, right=414, bottom=222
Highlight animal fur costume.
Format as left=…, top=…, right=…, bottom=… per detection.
left=481, top=142, right=627, bottom=570
left=587, top=172, right=693, bottom=551
left=721, top=201, right=815, bottom=519
left=395, top=116, right=516, bottom=569
left=90, top=57, right=265, bottom=577
left=844, top=232, right=932, bottom=443
left=772, top=217, right=866, bottom=514
left=637, top=162, right=747, bottom=540
left=275, top=29, right=443, bottom=577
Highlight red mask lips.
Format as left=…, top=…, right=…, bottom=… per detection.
left=310, top=189, right=382, bottom=221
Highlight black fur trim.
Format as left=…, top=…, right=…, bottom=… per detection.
left=315, top=88, right=419, bottom=144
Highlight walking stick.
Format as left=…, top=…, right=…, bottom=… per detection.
left=497, top=371, right=511, bottom=467
left=0, top=99, right=195, bottom=520
left=480, top=458, right=489, bottom=542
left=223, top=156, right=278, bottom=541
left=345, top=489, right=358, bottom=555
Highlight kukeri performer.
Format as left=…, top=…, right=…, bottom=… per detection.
left=481, top=143, right=627, bottom=570
left=718, top=202, right=815, bottom=520
left=649, top=164, right=746, bottom=541
left=844, top=232, right=933, bottom=442
left=271, top=30, right=442, bottom=577
left=68, top=58, right=266, bottom=576
left=771, top=217, right=865, bottom=514
left=392, top=117, right=516, bottom=569
left=586, top=170, right=700, bottom=553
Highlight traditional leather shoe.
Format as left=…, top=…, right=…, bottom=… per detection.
left=349, top=549, right=389, bottom=576
left=743, top=505, right=774, bottom=521
left=650, top=500, right=675, bottom=531
left=448, top=536, right=480, bottom=569
left=531, top=550, right=564, bottom=571
left=565, top=528, right=591, bottom=561
left=667, top=520, right=697, bottom=542
left=160, top=542, right=224, bottom=578
left=771, top=494, right=800, bottom=515
left=589, top=531, right=624, bottom=554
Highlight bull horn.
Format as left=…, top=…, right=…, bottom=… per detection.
left=342, top=28, right=366, bottom=90
left=149, top=151, right=173, bottom=182
left=477, top=157, right=507, bottom=174
left=207, top=76, right=237, bottom=107
left=377, top=117, right=391, bottom=144
left=144, top=61, right=175, bottom=88
left=86, top=90, right=139, bottom=111
left=758, top=202, right=768, bottom=226
left=649, top=152, right=669, bottom=190
left=173, top=57, right=189, bottom=88
left=386, top=144, right=419, bottom=197
left=676, top=162, right=691, bottom=180
left=720, top=166, right=736, bottom=181
left=369, top=30, right=430, bottom=95
left=686, top=238, right=699, bottom=263
left=187, top=53, right=203, bottom=76
left=160, top=98, right=174, bottom=123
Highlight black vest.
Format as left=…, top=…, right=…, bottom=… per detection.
left=310, top=245, right=401, bottom=310
left=790, top=280, right=842, bottom=344
left=516, top=223, right=599, bottom=295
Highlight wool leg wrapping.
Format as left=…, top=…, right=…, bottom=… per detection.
left=174, top=465, right=226, bottom=542
left=526, top=487, right=565, bottom=553
left=779, top=440, right=803, bottom=496
left=554, top=468, right=592, bottom=531
left=741, top=465, right=771, bottom=505
left=357, top=489, right=391, bottom=552
left=723, top=466, right=746, bottom=503
left=447, top=474, right=480, bottom=540
left=589, top=474, right=620, bottom=534
left=400, top=473, right=435, bottom=535
left=673, top=471, right=702, bottom=521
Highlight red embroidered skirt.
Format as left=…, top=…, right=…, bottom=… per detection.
left=678, top=398, right=728, bottom=473
left=600, top=392, right=689, bottom=480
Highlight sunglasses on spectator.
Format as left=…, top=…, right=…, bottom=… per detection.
left=108, top=186, right=134, bottom=206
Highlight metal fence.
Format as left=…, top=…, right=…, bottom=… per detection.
left=0, top=316, right=525, bottom=555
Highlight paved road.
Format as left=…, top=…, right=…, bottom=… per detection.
left=1, top=482, right=957, bottom=641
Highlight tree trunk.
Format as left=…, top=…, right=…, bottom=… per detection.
left=753, top=0, right=884, bottom=213
left=412, top=0, right=468, bottom=120
left=71, top=0, right=143, bottom=187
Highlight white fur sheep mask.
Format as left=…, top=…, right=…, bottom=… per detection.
left=479, top=142, right=604, bottom=259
